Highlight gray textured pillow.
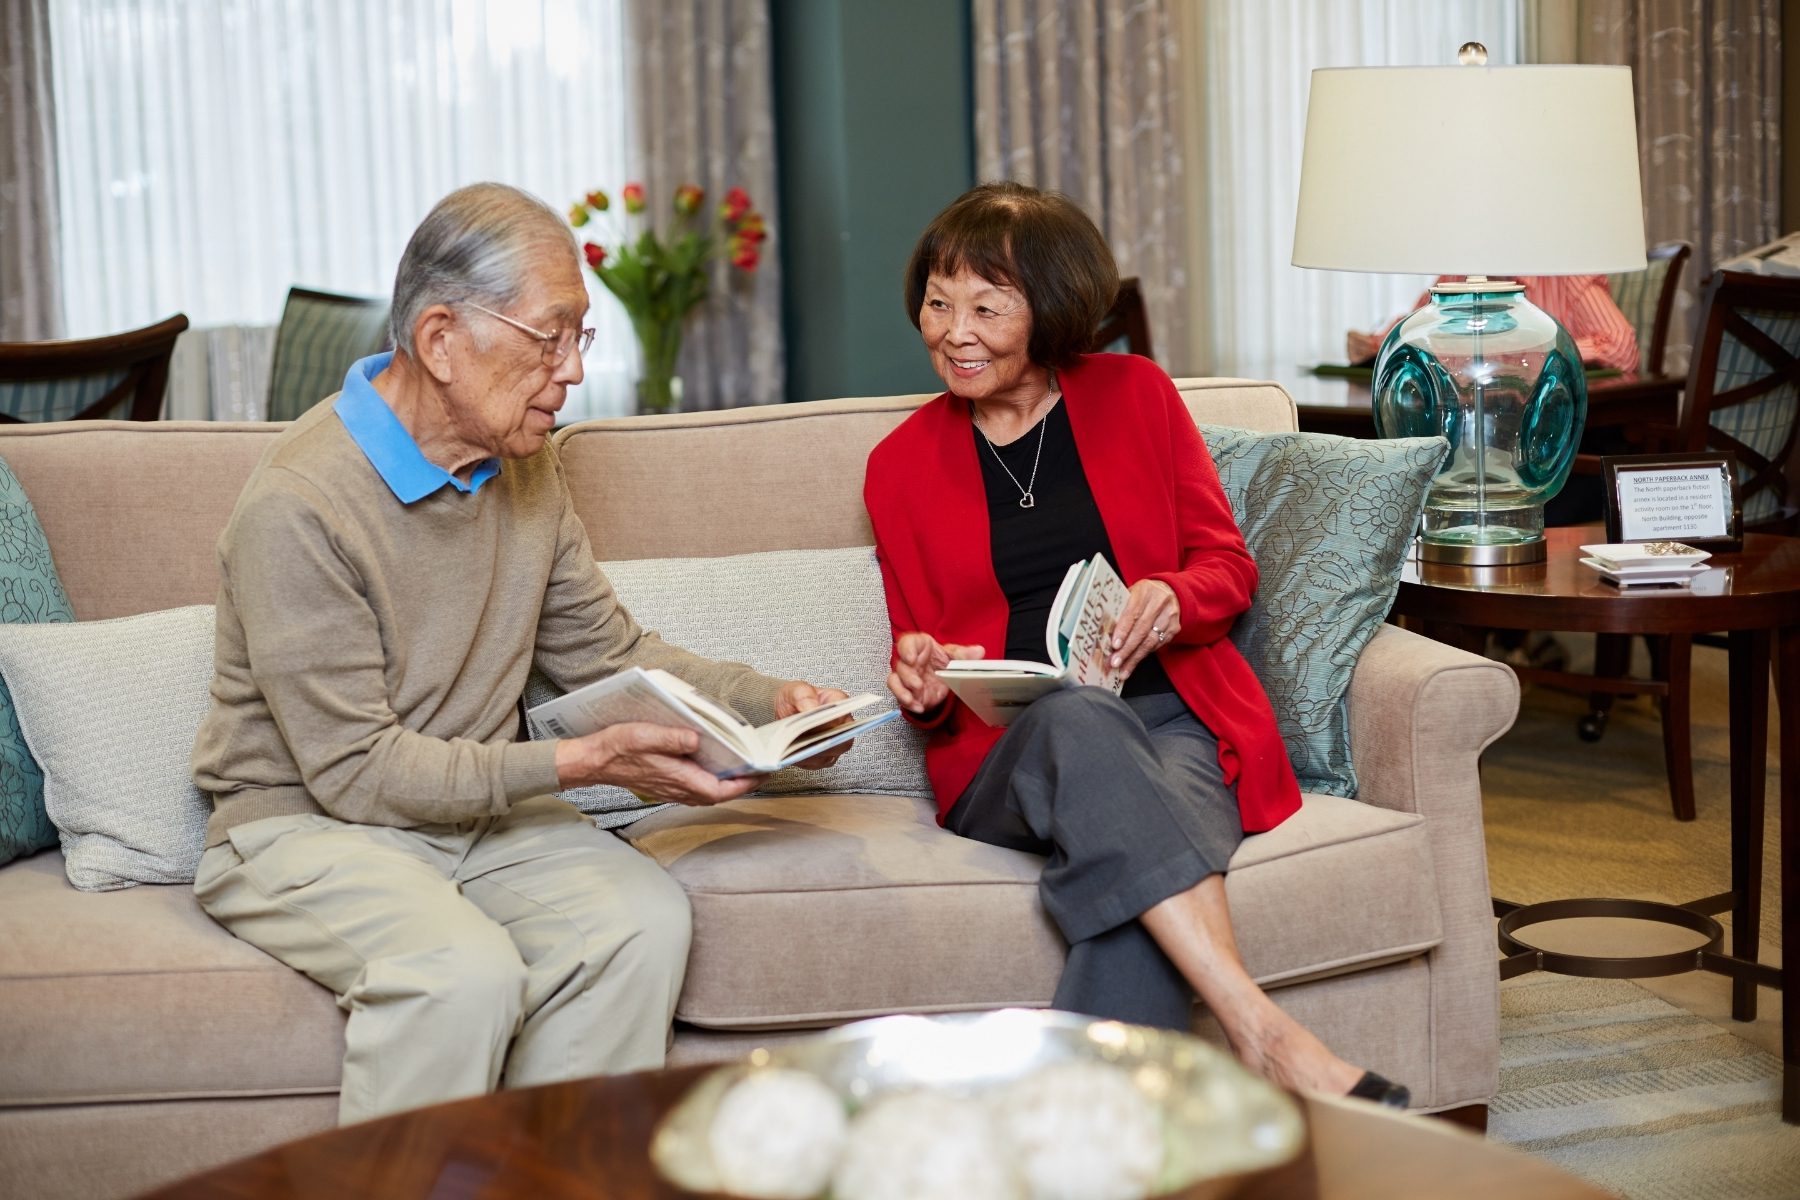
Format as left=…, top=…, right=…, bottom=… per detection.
left=1199, top=425, right=1446, bottom=797
left=0, top=605, right=215, bottom=891
left=527, top=546, right=928, bottom=825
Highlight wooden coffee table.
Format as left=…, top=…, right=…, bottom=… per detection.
left=137, top=1065, right=1609, bottom=1199
left=1391, top=524, right=1799, bottom=1124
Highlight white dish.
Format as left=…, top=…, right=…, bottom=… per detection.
left=1579, top=557, right=1710, bottom=585
left=1579, top=542, right=1712, bottom=571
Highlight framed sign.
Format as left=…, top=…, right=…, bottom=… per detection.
left=1602, top=454, right=1742, bottom=549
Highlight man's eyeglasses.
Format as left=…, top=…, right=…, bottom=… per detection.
left=463, top=301, right=595, bottom=365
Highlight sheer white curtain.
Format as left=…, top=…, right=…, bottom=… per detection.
left=48, top=0, right=638, bottom=419
left=1189, top=0, right=1524, bottom=376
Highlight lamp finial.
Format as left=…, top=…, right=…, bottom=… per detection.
left=1458, top=41, right=1489, bottom=65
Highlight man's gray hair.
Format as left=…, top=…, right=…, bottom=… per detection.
left=388, top=183, right=578, bottom=356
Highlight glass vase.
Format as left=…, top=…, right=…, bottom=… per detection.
left=633, top=317, right=684, bottom=416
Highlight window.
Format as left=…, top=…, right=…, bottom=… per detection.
left=1197, top=0, right=1524, bottom=374
left=49, top=0, right=638, bottom=417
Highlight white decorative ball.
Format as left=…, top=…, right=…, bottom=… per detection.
left=706, top=1068, right=848, bottom=1199
left=990, top=1060, right=1165, bottom=1200
left=832, top=1091, right=1024, bottom=1200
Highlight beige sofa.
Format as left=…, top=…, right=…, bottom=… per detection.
left=0, top=380, right=1516, bottom=1200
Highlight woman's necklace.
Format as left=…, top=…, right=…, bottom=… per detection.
left=975, top=391, right=1059, bottom=509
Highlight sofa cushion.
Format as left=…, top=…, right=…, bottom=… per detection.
left=0, top=454, right=76, bottom=868
left=0, top=606, right=215, bottom=890
left=621, top=790, right=1441, bottom=1029
left=526, top=546, right=928, bottom=826
left=1200, top=427, right=1445, bottom=797
left=0, top=852, right=343, bottom=1107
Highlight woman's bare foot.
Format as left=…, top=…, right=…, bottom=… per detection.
left=1225, top=1006, right=1364, bottom=1096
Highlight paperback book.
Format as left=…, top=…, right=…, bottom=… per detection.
left=526, top=667, right=898, bottom=778
left=935, top=552, right=1133, bottom=726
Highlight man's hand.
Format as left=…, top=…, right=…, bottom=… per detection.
left=889, top=631, right=985, bottom=714
left=774, top=680, right=854, bottom=771
left=554, top=723, right=759, bottom=806
left=1109, top=579, right=1180, bottom=675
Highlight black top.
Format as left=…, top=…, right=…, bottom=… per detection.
left=974, top=402, right=1174, bottom=698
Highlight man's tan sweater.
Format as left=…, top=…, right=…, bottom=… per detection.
left=193, top=400, right=784, bottom=845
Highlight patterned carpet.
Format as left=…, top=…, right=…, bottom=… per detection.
left=1480, top=637, right=1795, bottom=1199
left=1494, top=976, right=1799, bottom=1200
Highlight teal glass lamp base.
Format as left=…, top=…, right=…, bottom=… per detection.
left=1371, top=282, right=1587, bottom=568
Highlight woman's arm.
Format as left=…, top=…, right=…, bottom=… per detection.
left=1142, top=377, right=1259, bottom=646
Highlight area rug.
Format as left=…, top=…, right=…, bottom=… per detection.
left=1493, top=975, right=1800, bottom=1199
left=1468, top=636, right=1799, bottom=1198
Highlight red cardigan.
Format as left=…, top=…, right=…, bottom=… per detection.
left=863, top=353, right=1302, bottom=832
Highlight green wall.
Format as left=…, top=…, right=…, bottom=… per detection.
left=771, top=0, right=975, bottom=403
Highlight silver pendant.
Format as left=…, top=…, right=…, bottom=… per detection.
left=1019, top=493, right=1035, bottom=509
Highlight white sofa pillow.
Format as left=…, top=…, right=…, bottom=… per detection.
left=527, top=546, right=929, bottom=824
left=0, top=605, right=215, bottom=891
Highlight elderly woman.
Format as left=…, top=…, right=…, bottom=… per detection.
left=863, top=182, right=1407, bottom=1107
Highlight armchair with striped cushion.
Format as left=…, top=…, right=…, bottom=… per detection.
left=1606, top=241, right=1692, bottom=376
left=0, top=315, right=189, bottom=423
left=265, top=287, right=391, bottom=422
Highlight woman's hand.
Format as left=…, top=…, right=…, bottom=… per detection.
left=554, top=724, right=760, bottom=806
left=889, top=631, right=985, bottom=714
left=1346, top=329, right=1381, bottom=366
left=1109, top=579, right=1180, bottom=676
left=774, top=680, right=854, bottom=770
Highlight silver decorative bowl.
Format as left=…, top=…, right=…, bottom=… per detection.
left=651, top=1008, right=1307, bottom=1198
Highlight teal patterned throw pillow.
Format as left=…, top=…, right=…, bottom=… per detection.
left=1198, top=425, right=1446, bottom=797
left=0, top=456, right=75, bottom=865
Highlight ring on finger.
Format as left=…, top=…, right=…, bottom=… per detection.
left=1152, top=626, right=1166, bottom=643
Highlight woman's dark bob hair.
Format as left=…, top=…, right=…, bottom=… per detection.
left=904, top=182, right=1119, bottom=370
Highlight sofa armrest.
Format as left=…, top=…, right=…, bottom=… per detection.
left=1343, top=621, right=1518, bottom=1111
left=1347, top=623, right=1519, bottom=819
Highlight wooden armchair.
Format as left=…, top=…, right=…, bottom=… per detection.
left=1607, top=240, right=1692, bottom=376
left=0, top=314, right=189, bottom=422
left=1088, top=277, right=1153, bottom=358
left=265, top=287, right=390, bottom=421
left=1580, top=270, right=1800, bottom=819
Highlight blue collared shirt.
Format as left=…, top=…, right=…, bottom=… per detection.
left=333, top=353, right=501, bottom=503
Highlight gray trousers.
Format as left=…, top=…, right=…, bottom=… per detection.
left=194, top=795, right=691, bottom=1124
left=947, top=687, right=1243, bottom=1031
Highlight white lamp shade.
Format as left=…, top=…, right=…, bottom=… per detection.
left=1292, top=65, right=1648, bottom=276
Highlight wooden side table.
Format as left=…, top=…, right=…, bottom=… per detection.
left=1390, top=524, right=1799, bottom=1124
left=136, top=1065, right=1610, bottom=1199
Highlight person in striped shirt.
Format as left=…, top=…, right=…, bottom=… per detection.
left=1347, top=274, right=1639, bottom=373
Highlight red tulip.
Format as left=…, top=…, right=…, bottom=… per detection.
left=586, top=190, right=609, bottom=211
left=736, top=214, right=768, bottom=244
left=583, top=242, right=606, bottom=269
left=731, top=242, right=760, bottom=272
left=674, top=184, right=705, bottom=216
left=568, top=203, right=590, bottom=228
left=720, top=186, right=753, bottom=223
left=622, top=183, right=646, bottom=214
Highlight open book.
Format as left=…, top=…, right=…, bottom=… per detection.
left=935, top=553, right=1132, bottom=726
left=526, top=667, right=899, bottom=779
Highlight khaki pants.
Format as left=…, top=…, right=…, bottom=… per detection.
left=194, top=795, right=691, bottom=1125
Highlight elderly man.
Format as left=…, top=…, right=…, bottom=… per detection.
left=191, top=182, right=847, bottom=1124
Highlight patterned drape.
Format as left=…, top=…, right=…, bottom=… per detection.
left=624, top=0, right=785, bottom=410
left=0, top=0, right=63, bottom=341
left=1578, top=0, right=1783, bottom=371
left=972, top=0, right=1192, bottom=374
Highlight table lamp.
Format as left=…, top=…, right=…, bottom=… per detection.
left=1292, top=44, right=1647, bottom=565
